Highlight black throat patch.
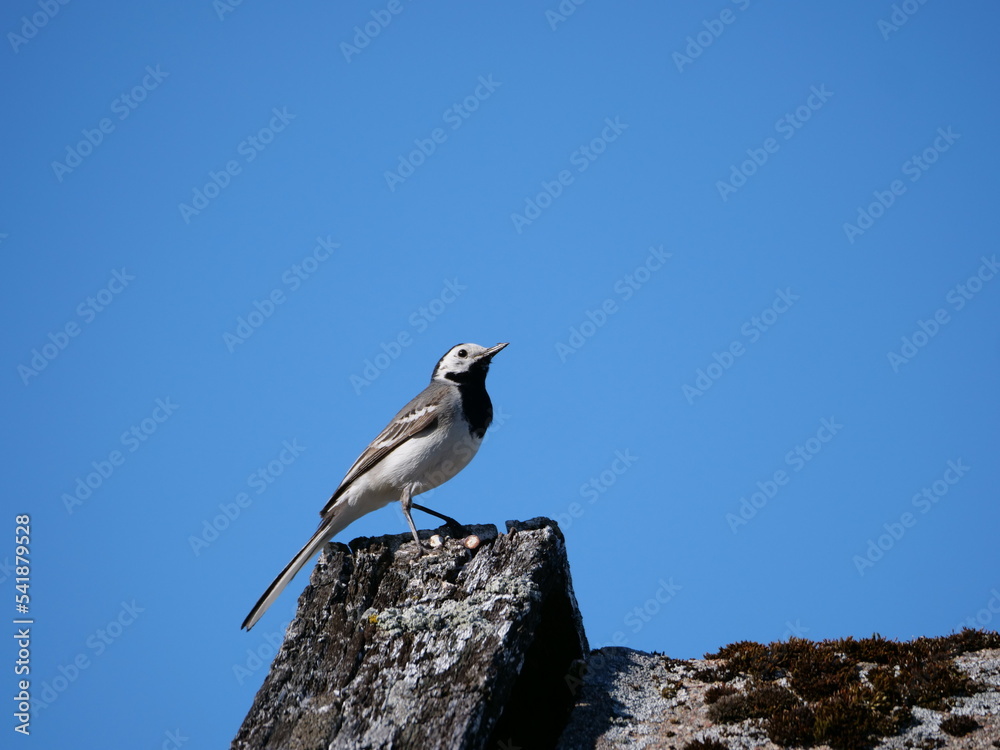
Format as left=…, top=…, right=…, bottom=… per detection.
left=445, top=369, right=494, bottom=438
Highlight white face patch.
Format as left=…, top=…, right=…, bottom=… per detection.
left=433, top=343, right=489, bottom=381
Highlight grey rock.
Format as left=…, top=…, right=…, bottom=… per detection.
left=234, top=516, right=999, bottom=749
left=232, top=518, right=588, bottom=750
left=557, top=646, right=1000, bottom=750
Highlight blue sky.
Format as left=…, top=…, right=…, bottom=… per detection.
left=3, top=1, right=999, bottom=747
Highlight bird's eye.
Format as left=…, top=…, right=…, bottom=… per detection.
left=457, top=349, right=468, bottom=358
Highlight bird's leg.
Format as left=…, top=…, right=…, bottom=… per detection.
left=411, top=503, right=463, bottom=530
left=400, top=485, right=423, bottom=548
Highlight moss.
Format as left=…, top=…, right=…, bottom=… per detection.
left=825, top=629, right=1000, bottom=667
left=704, top=640, right=783, bottom=680
left=660, top=680, right=681, bottom=700
left=868, top=656, right=974, bottom=710
left=917, top=628, right=1000, bottom=657
left=828, top=633, right=909, bottom=664
left=661, top=655, right=689, bottom=670
left=703, top=639, right=757, bottom=661
left=691, top=665, right=734, bottom=682
left=767, top=705, right=816, bottom=747
left=704, top=684, right=738, bottom=705
left=938, top=714, right=979, bottom=737
left=697, top=629, right=995, bottom=749
left=812, top=691, right=886, bottom=750
left=707, top=683, right=798, bottom=723
left=786, top=642, right=859, bottom=701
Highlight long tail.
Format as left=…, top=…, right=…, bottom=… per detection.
left=241, top=500, right=369, bottom=630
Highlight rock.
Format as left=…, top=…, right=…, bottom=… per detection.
left=233, top=516, right=1000, bottom=749
left=232, top=518, right=588, bottom=750
left=557, top=640, right=1000, bottom=750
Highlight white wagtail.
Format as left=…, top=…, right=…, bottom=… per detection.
left=241, top=342, right=508, bottom=630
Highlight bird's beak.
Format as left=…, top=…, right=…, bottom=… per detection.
left=478, top=342, right=509, bottom=361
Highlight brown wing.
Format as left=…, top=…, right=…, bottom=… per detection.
left=319, top=398, right=441, bottom=517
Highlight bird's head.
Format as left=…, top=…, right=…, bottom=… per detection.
left=431, top=342, right=508, bottom=383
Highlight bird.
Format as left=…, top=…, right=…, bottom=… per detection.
left=241, top=342, right=508, bottom=630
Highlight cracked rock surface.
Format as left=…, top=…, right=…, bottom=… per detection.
left=556, top=646, right=1000, bottom=750
left=233, top=515, right=998, bottom=750
left=232, top=518, right=587, bottom=750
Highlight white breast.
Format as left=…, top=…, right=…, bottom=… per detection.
left=356, top=420, right=482, bottom=503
